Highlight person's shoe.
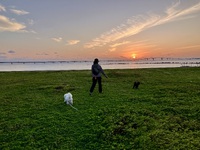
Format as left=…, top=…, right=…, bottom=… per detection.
left=89, top=92, right=92, bottom=96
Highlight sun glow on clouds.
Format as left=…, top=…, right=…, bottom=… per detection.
left=85, top=1, right=200, bottom=50
left=109, top=41, right=130, bottom=52
left=175, top=45, right=200, bottom=50
left=131, top=54, right=136, bottom=59
left=123, top=40, right=158, bottom=59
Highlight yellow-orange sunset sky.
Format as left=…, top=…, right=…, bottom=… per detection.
left=0, top=0, right=200, bottom=61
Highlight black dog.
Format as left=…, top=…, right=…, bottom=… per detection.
left=133, top=81, right=140, bottom=89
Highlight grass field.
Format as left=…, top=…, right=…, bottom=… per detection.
left=0, top=67, right=200, bottom=149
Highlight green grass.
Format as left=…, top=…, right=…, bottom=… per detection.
left=0, top=68, right=200, bottom=149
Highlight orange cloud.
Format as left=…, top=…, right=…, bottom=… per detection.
left=109, top=41, right=130, bottom=52
left=66, top=40, right=80, bottom=45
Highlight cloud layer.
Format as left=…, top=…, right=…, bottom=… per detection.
left=85, top=1, right=200, bottom=49
left=51, top=37, right=80, bottom=46
left=0, top=4, right=6, bottom=12
left=0, top=4, right=29, bottom=32
left=10, top=9, right=29, bottom=15
left=0, top=15, right=26, bottom=31
left=52, top=37, right=63, bottom=42
left=66, top=40, right=80, bottom=45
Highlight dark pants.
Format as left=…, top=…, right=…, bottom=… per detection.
left=90, top=77, right=102, bottom=93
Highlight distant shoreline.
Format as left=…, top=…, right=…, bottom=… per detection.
left=1, top=57, right=200, bottom=64
left=0, top=58, right=199, bottom=72
left=0, top=60, right=199, bottom=66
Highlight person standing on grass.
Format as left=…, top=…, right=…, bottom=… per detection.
left=90, top=58, right=108, bottom=95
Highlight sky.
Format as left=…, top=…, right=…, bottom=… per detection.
left=0, top=0, right=200, bottom=61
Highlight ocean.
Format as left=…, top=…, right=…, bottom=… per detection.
left=0, top=58, right=199, bottom=72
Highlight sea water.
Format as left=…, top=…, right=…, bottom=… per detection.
left=0, top=58, right=199, bottom=72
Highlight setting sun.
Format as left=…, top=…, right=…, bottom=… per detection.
left=131, top=54, right=136, bottom=59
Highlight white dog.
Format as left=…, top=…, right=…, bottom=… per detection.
left=64, top=92, right=78, bottom=110
left=64, top=92, right=73, bottom=105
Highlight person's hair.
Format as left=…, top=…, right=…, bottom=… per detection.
left=93, top=58, right=99, bottom=64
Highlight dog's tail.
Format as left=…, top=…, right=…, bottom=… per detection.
left=69, top=104, right=78, bottom=111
